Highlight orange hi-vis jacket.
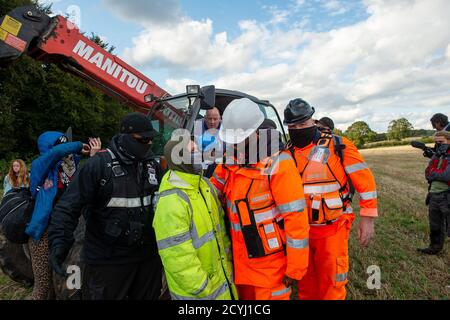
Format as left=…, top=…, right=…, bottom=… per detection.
left=211, top=151, right=310, bottom=288
left=290, top=133, right=377, bottom=229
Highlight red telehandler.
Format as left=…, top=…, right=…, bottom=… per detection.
left=0, top=5, right=288, bottom=299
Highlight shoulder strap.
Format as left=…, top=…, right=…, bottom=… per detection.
left=332, top=135, right=355, bottom=201
left=333, top=135, right=345, bottom=166
left=287, top=142, right=298, bottom=167
left=95, top=149, right=116, bottom=187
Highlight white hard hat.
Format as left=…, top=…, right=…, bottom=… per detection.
left=219, top=98, right=264, bottom=144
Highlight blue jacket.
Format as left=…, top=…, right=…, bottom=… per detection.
left=26, top=131, right=82, bottom=241
left=195, top=120, right=224, bottom=153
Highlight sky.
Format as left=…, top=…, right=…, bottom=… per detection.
left=38, top=0, right=450, bottom=132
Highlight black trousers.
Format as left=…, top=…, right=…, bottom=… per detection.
left=428, top=192, right=450, bottom=248
left=82, top=256, right=162, bottom=300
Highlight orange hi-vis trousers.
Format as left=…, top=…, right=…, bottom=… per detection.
left=297, top=217, right=354, bottom=300
left=237, top=284, right=292, bottom=300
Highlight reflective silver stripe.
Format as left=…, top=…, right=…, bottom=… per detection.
left=254, top=208, right=277, bottom=223
left=192, top=228, right=215, bottom=249
left=157, top=231, right=191, bottom=250
left=203, top=177, right=222, bottom=200
left=170, top=281, right=229, bottom=300
left=193, top=278, right=209, bottom=295
left=345, top=162, right=369, bottom=174
left=159, top=189, right=193, bottom=213
left=225, top=246, right=232, bottom=255
left=264, top=223, right=275, bottom=234
left=304, top=183, right=341, bottom=194
left=227, top=199, right=237, bottom=214
left=271, top=287, right=291, bottom=297
left=359, top=191, right=377, bottom=200
left=251, top=194, right=270, bottom=202
left=286, top=236, right=309, bottom=249
left=212, top=173, right=225, bottom=186
left=231, top=222, right=241, bottom=232
left=106, top=195, right=152, bottom=208
left=336, top=272, right=348, bottom=282
left=216, top=224, right=222, bottom=232
left=324, top=198, right=343, bottom=207
left=343, top=207, right=353, bottom=214
left=160, top=188, right=214, bottom=249
left=277, top=199, right=306, bottom=213
left=312, top=200, right=320, bottom=209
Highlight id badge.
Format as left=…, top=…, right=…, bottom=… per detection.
left=147, top=166, right=158, bottom=185
left=310, top=147, right=330, bottom=163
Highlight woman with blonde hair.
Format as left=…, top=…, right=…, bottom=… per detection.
left=3, top=159, right=29, bottom=195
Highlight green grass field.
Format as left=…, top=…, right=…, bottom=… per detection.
left=0, top=145, right=448, bottom=299
left=347, top=145, right=449, bottom=299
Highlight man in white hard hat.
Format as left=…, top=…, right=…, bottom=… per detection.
left=210, top=98, right=310, bottom=300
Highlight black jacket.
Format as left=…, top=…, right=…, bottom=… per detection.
left=48, top=135, right=163, bottom=265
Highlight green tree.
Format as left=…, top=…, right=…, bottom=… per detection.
left=387, top=118, right=414, bottom=141
left=333, top=128, right=345, bottom=137
left=0, top=0, right=129, bottom=164
left=345, top=121, right=376, bottom=148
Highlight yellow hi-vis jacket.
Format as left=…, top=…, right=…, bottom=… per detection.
left=153, top=170, right=237, bottom=300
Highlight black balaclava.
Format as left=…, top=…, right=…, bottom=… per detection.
left=289, top=126, right=318, bottom=149
left=119, top=134, right=153, bottom=161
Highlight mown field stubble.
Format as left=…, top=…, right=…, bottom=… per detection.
left=347, top=145, right=449, bottom=299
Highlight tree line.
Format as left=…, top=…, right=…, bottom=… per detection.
left=337, top=118, right=434, bottom=148
left=0, top=0, right=129, bottom=175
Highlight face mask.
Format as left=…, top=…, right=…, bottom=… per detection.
left=190, top=151, right=204, bottom=175
left=437, top=143, right=449, bottom=154
left=120, top=134, right=152, bottom=160
left=289, top=126, right=317, bottom=149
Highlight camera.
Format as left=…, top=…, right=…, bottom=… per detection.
left=411, top=141, right=435, bottom=158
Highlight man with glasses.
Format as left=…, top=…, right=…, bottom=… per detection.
left=48, top=112, right=164, bottom=300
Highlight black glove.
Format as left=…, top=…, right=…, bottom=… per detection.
left=49, top=246, right=68, bottom=276
left=282, top=275, right=297, bottom=288
left=423, top=149, right=434, bottom=158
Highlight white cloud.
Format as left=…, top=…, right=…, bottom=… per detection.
left=113, top=0, right=450, bottom=132
left=165, top=78, right=199, bottom=93
left=123, top=19, right=263, bottom=72
left=38, top=0, right=62, bottom=5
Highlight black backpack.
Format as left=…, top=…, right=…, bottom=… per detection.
left=0, top=187, right=35, bottom=244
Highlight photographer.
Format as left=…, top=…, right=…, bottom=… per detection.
left=418, top=131, right=450, bottom=255
left=423, top=113, right=450, bottom=158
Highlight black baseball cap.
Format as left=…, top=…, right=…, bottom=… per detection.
left=317, top=117, right=335, bottom=131
left=120, top=112, right=159, bottom=138
left=258, top=118, right=278, bottom=130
